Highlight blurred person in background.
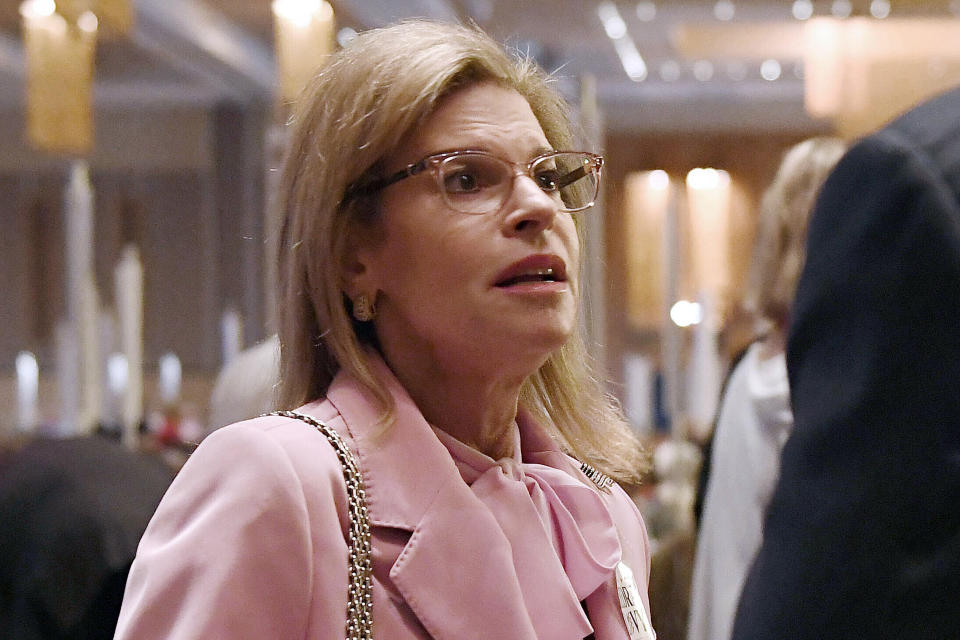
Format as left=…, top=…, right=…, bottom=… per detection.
left=115, top=20, right=654, bottom=640
left=687, top=137, right=846, bottom=640
left=0, top=434, right=172, bottom=640
left=732, top=87, right=960, bottom=639
left=207, top=334, right=279, bottom=429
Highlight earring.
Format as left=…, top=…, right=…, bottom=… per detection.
left=352, top=294, right=376, bottom=322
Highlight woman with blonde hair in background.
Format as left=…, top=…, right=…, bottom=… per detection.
left=115, top=20, right=654, bottom=640
left=687, top=137, right=846, bottom=640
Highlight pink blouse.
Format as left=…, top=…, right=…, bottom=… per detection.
left=434, top=413, right=645, bottom=639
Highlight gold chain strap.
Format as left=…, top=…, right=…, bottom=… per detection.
left=269, top=411, right=374, bottom=639
left=579, top=461, right=614, bottom=493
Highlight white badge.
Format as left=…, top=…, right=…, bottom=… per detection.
left=615, top=562, right=656, bottom=640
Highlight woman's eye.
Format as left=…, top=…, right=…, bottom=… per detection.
left=445, top=171, right=480, bottom=193
left=535, top=170, right=560, bottom=191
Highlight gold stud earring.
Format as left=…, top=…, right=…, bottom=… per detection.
left=352, top=294, right=376, bottom=322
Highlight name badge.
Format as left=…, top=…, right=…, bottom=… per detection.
left=615, top=562, right=656, bottom=640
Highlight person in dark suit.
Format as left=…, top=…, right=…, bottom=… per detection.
left=731, top=87, right=960, bottom=639
left=0, top=435, right=173, bottom=640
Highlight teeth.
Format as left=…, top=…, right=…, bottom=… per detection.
left=524, top=268, right=556, bottom=281
left=497, top=266, right=560, bottom=287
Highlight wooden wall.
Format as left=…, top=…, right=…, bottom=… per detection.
left=601, top=130, right=815, bottom=392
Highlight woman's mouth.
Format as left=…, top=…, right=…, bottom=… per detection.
left=493, top=255, right=568, bottom=292
left=496, top=267, right=561, bottom=287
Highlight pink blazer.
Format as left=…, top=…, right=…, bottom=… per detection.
left=115, top=360, right=652, bottom=639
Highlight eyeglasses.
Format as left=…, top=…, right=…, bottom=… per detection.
left=343, top=150, right=604, bottom=214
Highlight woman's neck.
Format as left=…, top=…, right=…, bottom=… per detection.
left=381, top=348, right=525, bottom=460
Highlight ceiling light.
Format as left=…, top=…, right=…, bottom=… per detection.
left=831, top=0, right=852, bottom=18
left=272, top=0, right=324, bottom=29
left=18, top=0, right=56, bottom=19
left=598, top=1, right=628, bottom=39
left=687, top=168, right=729, bottom=191
left=869, top=0, right=890, bottom=18
left=337, top=26, right=357, bottom=47
left=599, top=1, right=648, bottom=82
left=713, top=0, right=735, bottom=21
left=760, top=59, right=782, bottom=81
left=670, top=300, right=702, bottom=327
left=693, top=60, right=714, bottom=82
left=77, top=10, right=98, bottom=32
left=636, top=1, right=656, bottom=22
left=792, top=0, right=813, bottom=20
left=648, top=170, right=670, bottom=190
left=614, top=37, right=648, bottom=81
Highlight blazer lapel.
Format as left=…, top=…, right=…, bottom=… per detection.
left=389, top=480, right=540, bottom=639
left=324, top=356, right=542, bottom=640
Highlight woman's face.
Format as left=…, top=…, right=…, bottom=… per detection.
left=348, top=82, right=582, bottom=379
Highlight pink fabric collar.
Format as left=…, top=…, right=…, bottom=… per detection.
left=320, top=351, right=635, bottom=638
left=432, top=413, right=622, bottom=637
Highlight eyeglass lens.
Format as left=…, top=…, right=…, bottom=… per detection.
left=436, top=152, right=599, bottom=214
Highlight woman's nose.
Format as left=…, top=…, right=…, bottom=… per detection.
left=500, top=174, right=559, bottom=236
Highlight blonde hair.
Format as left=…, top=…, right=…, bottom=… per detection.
left=744, top=137, right=847, bottom=333
left=275, top=20, right=646, bottom=483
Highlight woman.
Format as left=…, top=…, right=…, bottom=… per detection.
left=115, top=20, right=652, bottom=640
left=686, top=137, right=845, bottom=640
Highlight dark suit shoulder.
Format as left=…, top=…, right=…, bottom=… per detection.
left=880, top=87, right=960, bottom=203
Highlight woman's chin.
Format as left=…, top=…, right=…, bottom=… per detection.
left=486, top=322, right=573, bottom=370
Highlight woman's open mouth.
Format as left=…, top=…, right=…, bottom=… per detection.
left=493, top=255, right=569, bottom=292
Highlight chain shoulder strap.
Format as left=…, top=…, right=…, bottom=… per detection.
left=578, top=461, right=615, bottom=493
left=268, top=410, right=373, bottom=639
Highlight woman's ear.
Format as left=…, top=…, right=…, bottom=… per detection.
left=340, top=222, right=377, bottom=300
